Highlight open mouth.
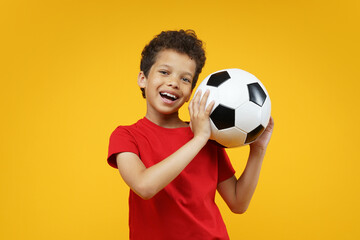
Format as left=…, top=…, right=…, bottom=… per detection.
left=160, top=92, right=178, bottom=102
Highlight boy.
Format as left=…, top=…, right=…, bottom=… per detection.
left=107, top=30, right=274, bottom=240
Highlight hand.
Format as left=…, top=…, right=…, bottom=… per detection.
left=250, top=116, right=274, bottom=151
left=188, top=89, right=215, bottom=142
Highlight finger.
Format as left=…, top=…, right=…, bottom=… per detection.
left=188, top=99, right=193, bottom=116
left=205, top=100, right=215, bottom=115
left=199, top=89, right=210, bottom=110
left=266, top=116, right=274, bottom=132
left=193, top=89, right=202, bottom=103
left=269, top=116, right=274, bottom=126
left=189, top=90, right=200, bottom=116
left=188, top=94, right=197, bottom=117
left=192, top=90, right=202, bottom=115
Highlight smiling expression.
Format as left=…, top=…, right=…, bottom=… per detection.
left=138, top=49, right=197, bottom=119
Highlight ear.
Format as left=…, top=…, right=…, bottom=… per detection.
left=137, top=71, right=147, bottom=88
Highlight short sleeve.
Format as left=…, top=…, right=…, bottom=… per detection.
left=107, top=126, right=139, bottom=169
left=217, top=147, right=236, bottom=183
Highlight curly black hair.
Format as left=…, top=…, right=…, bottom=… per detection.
left=139, top=29, right=206, bottom=98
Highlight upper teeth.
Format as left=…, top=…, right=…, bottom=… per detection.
left=161, top=92, right=177, bottom=99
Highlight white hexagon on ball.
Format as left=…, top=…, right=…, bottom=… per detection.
left=235, top=102, right=262, bottom=133
left=212, top=127, right=247, bottom=148
left=217, top=78, right=249, bottom=109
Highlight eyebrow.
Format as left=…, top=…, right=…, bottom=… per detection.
left=158, top=64, right=194, bottom=77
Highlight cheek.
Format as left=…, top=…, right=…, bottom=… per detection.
left=184, top=88, right=193, bottom=102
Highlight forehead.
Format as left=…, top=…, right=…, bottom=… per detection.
left=153, top=49, right=196, bottom=74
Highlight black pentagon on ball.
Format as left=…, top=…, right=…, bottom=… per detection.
left=210, top=104, right=235, bottom=130
left=245, top=124, right=265, bottom=144
left=206, top=71, right=231, bottom=87
left=248, top=83, right=267, bottom=107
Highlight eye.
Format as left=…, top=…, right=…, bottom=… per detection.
left=159, top=70, right=169, bottom=75
left=182, top=77, right=191, bottom=83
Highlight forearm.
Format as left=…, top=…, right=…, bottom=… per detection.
left=136, top=136, right=207, bottom=199
left=218, top=117, right=273, bottom=213
left=234, top=147, right=266, bottom=211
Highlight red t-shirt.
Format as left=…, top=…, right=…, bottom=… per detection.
left=107, top=117, right=235, bottom=240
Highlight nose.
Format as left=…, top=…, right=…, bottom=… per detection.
left=167, top=76, right=179, bottom=88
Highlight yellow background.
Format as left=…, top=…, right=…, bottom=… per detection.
left=1, top=0, right=359, bottom=239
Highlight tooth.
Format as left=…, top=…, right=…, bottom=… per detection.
left=162, top=92, right=177, bottom=99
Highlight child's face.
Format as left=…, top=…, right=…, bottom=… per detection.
left=138, top=49, right=196, bottom=117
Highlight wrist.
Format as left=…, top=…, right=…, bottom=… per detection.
left=249, top=144, right=267, bottom=156
left=192, top=134, right=209, bottom=146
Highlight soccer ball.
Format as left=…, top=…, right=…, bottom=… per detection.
left=195, top=68, right=271, bottom=148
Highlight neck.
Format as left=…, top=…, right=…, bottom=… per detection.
left=145, top=111, right=187, bottom=128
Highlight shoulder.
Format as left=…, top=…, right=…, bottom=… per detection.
left=109, top=125, right=133, bottom=144
left=108, top=119, right=148, bottom=150
left=107, top=119, right=145, bottom=169
left=110, top=118, right=145, bottom=137
left=109, top=118, right=166, bottom=146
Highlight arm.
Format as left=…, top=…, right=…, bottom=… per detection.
left=116, top=90, right=215, bottom=200
left=217, top=117, right=274, bottom=214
